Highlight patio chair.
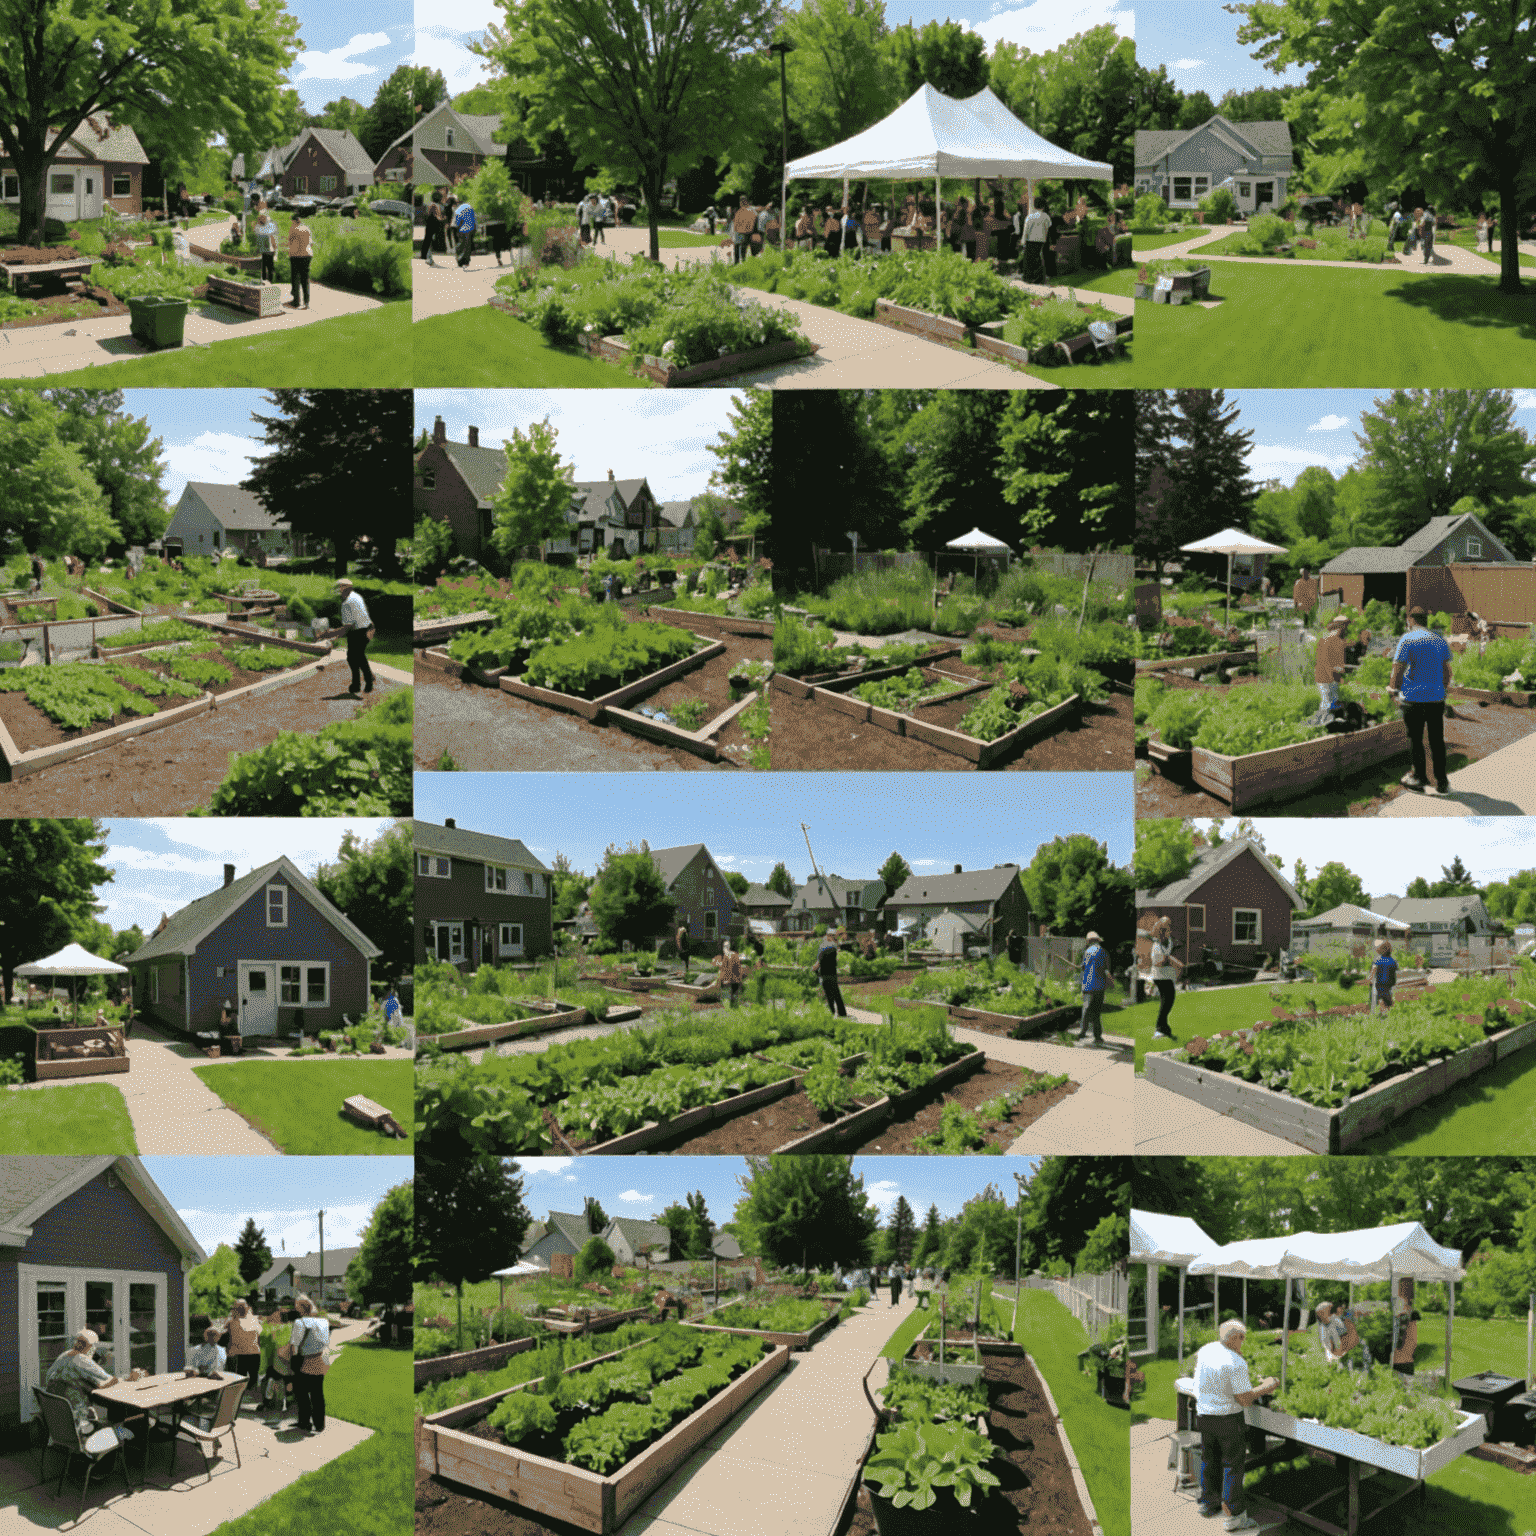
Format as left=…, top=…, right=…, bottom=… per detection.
left=169, top=1378, right=246, bottom=1483
left=32, top=1387, right=134, bottom=1522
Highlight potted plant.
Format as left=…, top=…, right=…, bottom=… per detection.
left=862, top=1419, right=1000, bottom=1535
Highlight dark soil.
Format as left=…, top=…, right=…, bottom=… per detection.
left=649, top=1082, right=884, bottom=1153
left=0, top=285, right=129, bottom=329
left=0, top=244, right=89, bottom=265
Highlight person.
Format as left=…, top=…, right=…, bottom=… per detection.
left=1390, top=606, right=1453, bottom=793
left=452, top=195, right=476, bottom=268
left=794, top=206, right=814, bottom=251
left=818, top=930, right=847, bottom=1018
left=720, top=941, right=744, bottom=1008
left=229, top=212, right=243, bottom=248
left=675, top=924, right=691, bottom=971
left=731, top=197, right=755, bottom=265
left=253, top=204, right=278, bottom=284
left=283, top=1294, right=330, bottom=1435
left=1405, top=208, right=1422, bottom=257
left=226, top=1299, right=262, bottom=1404
left=1314, top=614, right=1348, bottom=721
left=1420, top=205, right=1436, bottom=263
left=46, top=1330, right=144, bottom=1449
left=1022, top=197, right=1052, bottom=284
left=821, top=206, right=841, bottom=258
left=758, top=200, right=777, bottom=258
left=890, top=1268, right=903, bottom=1308
left=176, top=181, right=190, bottom=219
left=1194, top=1319, right=1278, bottom=1531
left=1314, top=1301, right=1361, bottom=1364
left=1349, top=200, right=1363, bottom=237
left=1076, top=930, right=1109, bottom=1044
left=488, top=216, right=512, bottom=266
left=1370, top=939, right=1397, bottom=1012
left=184, top=1325, right=227, bottom=1378
left=1385, top=205, right=1403, bottom=252
left=1477, top=212, right=1491, bottom=252
left=421, top=192, right=444, bottom=266
left=287, top=214, right=312, bottom=308
left=171, top=219, right=192, bottom=265
left=595, top=193, right=610, bottom=245
left=383, top=985, right=402, bottom=1026
left=335, top=578, right=374, bottom=696
left=840, top=204, right=859, bottom=255
left=1392, top=1279, right=1419, bottom=1376
left=1150, top=918, right=1184, bottom=1041
left=702, top=202, right=718, bottom=235
left=219, top=998, right=235, bottom=1035
left=1292, top=567, right=1311, bottom=610
left=30, top=552, right=45, bottom=593
left=1006, top=928, right=1024, bottom=966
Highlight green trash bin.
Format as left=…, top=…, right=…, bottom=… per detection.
left=127, top=295, right=189, bottom=349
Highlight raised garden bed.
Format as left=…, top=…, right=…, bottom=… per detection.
left=415, top=1334, right=538, bottom=1389
left=1190, top=717, right=1408, bottom=811
left=418, top=1005, right=591, bottom=1053
left=499, top=634, right=726, bottom=723
left=873, top=296, right=1129, bottom=369
left=413, top=610, right=499, bottom=647
left=1143, top=1012, right=1536, bottom=1153
left=1136, top=649, right=1258, bottom=674
left=1449, top=684, right=1536, bottom=709
left=202, top=272, right=284, bottom=317
left=1245, top=1398, right=1485, bottom=1481
left=645, top=606, right=774, bottom=639
left=773, top=645, right=965, bottom=698
left=34, top=1025, right=130, bottom=1079
left=684, top=1296, right=842, bottom=1351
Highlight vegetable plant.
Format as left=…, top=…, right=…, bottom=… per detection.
left=863, top=1419, right=1000, bottom=1510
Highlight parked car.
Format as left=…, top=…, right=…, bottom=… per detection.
left=288, top=194, right=324, bottom=213
left=368, top=199, right=413, bottom=219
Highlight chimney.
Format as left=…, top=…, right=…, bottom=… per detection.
left=445, top=817, right=456, bottom=829
left=954, top=863, right=963, bottom=874
left=468, top=426, right=479, bottom=448
left=224, top=864, right=236, bottom=887
left=432, top=415, right=446, bottom=446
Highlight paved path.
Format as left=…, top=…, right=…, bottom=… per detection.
left=619, top=1292, right=914, bottom=1536
left=1375, top=729, right=1536, bottom=816
left=1132, top=1417, right=1286, bottom=1535
left=1134, top=1076, right=1313, bottom=1155
left=1134, top=226, right=1500, bottom=276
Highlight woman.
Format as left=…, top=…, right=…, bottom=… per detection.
left=1149, top=918, right=1184, bottom=1042
left=822, top=207, right=841, bottom=258
left=226, top=1299, right=263, bottom=1405
left=253, top=203, right=278, bottom=284
left=420, top=192, right=443, bottom=266
left=287, top=215, right=312, bottom=309
left=283, top=1294, right=330, bottom=1435
left=719, top=942, right=744, bottom=1009
left=45, top=1330, right=144, bottom=1447
left=1392, top=1278, right=1419, bottom=1375
left=793, top=206, right=814, bottom=251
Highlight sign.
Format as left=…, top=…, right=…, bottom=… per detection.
left=1134, top=582, right=1163, bottom=629
left=1155, top=275, right=1174, bottom=291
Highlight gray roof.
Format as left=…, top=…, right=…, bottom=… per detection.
left=741, top=883, right=792, bottom=909
left=657, top=500, right=695, bottom=529
left=1293, top=903, right=1406, bottom=931
left=0, top=1157, right=102, bottom=1234
left=1136, top=839, right=1304, bottom=910
left=572, top=479, right=649, bottom=526
left=543, top=1211, right=593, bottom=1249
left=886, top=865, right=1022, bottom=907
left=127, top=856, right=382, bottom=964
left=606, top=1217, right=671, bottom=1253
left=790, top=874, right=883, bottom=911
left=291, top=126, right=377, bottom=177
left=258, top=1247, right=361, bottom=1288
left=438, top=442, right=510, bottom=509
left=649, top=844, right=709, bottom=889
left=0, top=1157, right=203, bottom=1260
left=43, top=117, right=149, bottom=166
left=1323, top=513, right=1513, bottom=576
left=411, top=818, right=549, bottom=873
left=1135, top=115, right=1292, bottom=169
left=1369, top=895, right=1488, bottom=925
left=181, top=483, right=284, bottom=533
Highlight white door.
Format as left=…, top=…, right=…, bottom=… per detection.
left=46, top=170, right=78, bottom=220
left=239, top=963, right=277, bottom=1035
left=81, top=172, right=101, bottom=218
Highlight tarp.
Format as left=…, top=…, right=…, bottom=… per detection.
left=1187, top=1222, right=1464, bottom=1283
left=785, top=82, right=1113, bottom=183
left=1131, top=1210, right=1218, bottom=1267
left=946, top=527, right=1013, bottom=553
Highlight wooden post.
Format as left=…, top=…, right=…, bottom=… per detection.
left=1387, top=1263, right=1397, bottom=1366
left=1527, top=1292, right=1533, bottom=1389
left=42, top=621, right=50, bottom=666
left=1242, top=1277, right=1247, bottom=1329
left=1281, top=1277, right=1292, bottom=1393
left=1445, top=1279, right=1454, bottom=1389
left=1178, top=1266, right=1186, bottom=1368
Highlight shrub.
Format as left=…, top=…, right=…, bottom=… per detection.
left=575, top=1236, right=617, bottom=1280
left=1131, top=193, right=1167, bottom=229
left=312, top=230, right=411, bottom=296
left=1198, top=186, right=1236, bottom=224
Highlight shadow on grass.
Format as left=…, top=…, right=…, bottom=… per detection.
left=1381, top=271, right=1536, bottom=342
left=1350, top=1041, right=1536, bottom=1154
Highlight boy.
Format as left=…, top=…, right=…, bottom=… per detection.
left=1370, top=939, right=1397, bottom=1012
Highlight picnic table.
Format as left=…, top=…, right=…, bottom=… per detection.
left=92, top=1370, right=242, bottom=1480
left=2, top=255, right=95, bottom=294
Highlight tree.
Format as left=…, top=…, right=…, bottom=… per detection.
left=1291, top=466, right=1338, bottom=542
left=477, top=0, right=778, bottom=264
left=313, top=822, right=413, bottom=981
left=1078, top=1212, right=1128, bottom=1275
left=658, top=1190, right=714, bottom=1259
left=575, top=1236, right=617, bottom=1280
left=1023, top=1155, right=1130, bottom=1271
left=1405, top=876, right=1433, bottom=899
left=243, top=390, right=412, bottom=579
left=360, top=64, right=447, bottom=161
left=734, top=1155, right=880, bottom=1269
left=0, top=389, right=120, bottom=559
left=1175, top=89, right=1217, bottom=131
left=1020, top=835, right=1134, bottom=945
left=998, top=393, right=1133, bottom=544
left=189, top=1245, right=245, bottom=1319
left=766, top=862, right=796, bottom=900
left=488, top=419, right=575, bottom=564
left=1140, top=391, right=1259, bottom=572
left=0, top=820, right=113, bottom=1003
left=408, top=515, right=456, bottom=582
left=783, top=0, right=897, bottom=155
left=234, top=1218, right=273, bottom=1287
left=111, top=926, right=144, bottom=960
left=1485, top=870, right=1536, bottom=926
left=724, top=871, right=750, bottom=898
left=707, top=389, right=773, bottom=540
left=1296, top=861, right=1369, bottom=918
left=549, top=853, right=592, bottom=924
left=888, top=1195, right=916, bottom=1266
left=588, top=846, right=675, bottom=948
left=913, top=1203, right=945, bottom=1267
left=347, top=1180, right=413, bottom=1307
left=43, top=391, right=168, bottom=551
left=415, top=1156, right=531, bottom=1348
left=686, top=1191, right=716, bottom=1253
left=1134, top=819, right=1196, bottom=892
left=884, top=18, right=987, bottom=99
left=1236, top=0, right=1536, bottom=295
left=0, top=0, right=299, bottom=246
left=946, top=1186, right=1016, bottom=1274
left=655, top=1201, right=695, bottom=1261
left=586, top=1198, right=609, bottom=1233
left=877, top=852, right=912, bottom=901
left=690, top=491, right=730, bottom=560
left=317, top=96, right=368, bottom=139
left=1437, top=856, right=1476, bottom=893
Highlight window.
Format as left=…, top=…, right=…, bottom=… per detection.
left=266, top=884, right=287, bottom=927
left=432, top=922, right=464, bottom=962
left=1193, top=176, right=1209, bottom=195
left=418, top=853, right=451, bottom=878
left=1238, top=182, right=1251, bottom=199
left=445, top=129, right=456, bottom=147
left=212, top=531, right=220, bottom=548
left=1, top=172, right=17, bottom=201
left=846, top=892, right=860, bottom=911
left=1173, top=177, right=1192, bottom=202
left=487, top=865, right=510, bottom=893
left=319, top=175, right=336, bottom=192
left=151, top=968, right=160, bottom=1004
left=499, top=923, right=523, bottom=956
left=1466, top=538, right=1482, bottom=558
left=292, top=176, right=307, bottom=192
left=420, top=469, right=435, bottom=490
left=50, top=173, right=75, bottom=195
left=704, top=911, right=718, bottom=938
left=280, top=965, right=301, bottom=1004
left=306, top=966, right=328, bottom=1005
left=1187, top=905, right=1206, bottom=932
left=112, top=173, right=131, bottom=197
left=1233, top=909, right=1261, bottom=944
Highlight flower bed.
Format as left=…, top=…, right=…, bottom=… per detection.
left=686, top=1295, right=843, bottom=1351
left=502, top=628, right=725, bottom=723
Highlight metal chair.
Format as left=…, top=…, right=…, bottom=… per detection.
left=170, top=1378, right=247, bottom=1483
left=32, top=1387, right=134, bottom=1522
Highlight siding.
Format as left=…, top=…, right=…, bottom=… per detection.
left=415, top=857, right=553, bottom=969
left=1141, top=846, right=1294, bottom=963
left=414, top=445, right=485, bottom=558
left=667, top=850, right=736, bottom=956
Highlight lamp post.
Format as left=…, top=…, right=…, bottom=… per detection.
left=767, top=39, right=794, bottom=251
left=1012, top=1170, right=1028, bottom=1338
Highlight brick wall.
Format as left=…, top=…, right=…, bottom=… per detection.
left=414, top=444, right=484, bottom=557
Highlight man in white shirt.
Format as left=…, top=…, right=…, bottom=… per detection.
left=335, top=579, right=374, bottom=696
left=1022, top=198, right=1053, bottom=284
left=1193, top=1319, right=1278, bottom=1531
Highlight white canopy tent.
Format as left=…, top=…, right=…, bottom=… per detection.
left=15, top=943, right=128, bottom=1027
left=1130, top=1209, right=1218, bottom=1365
left=492, top=1258, right=548, bottom=1306
left=945, top=527, right=1013, bottom=579
left=1179, top=528, right=1289, bottom=633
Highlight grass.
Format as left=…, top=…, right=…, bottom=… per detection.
left=191, top=1061, right=413, bottom=1153
left=366, top=631, right=414, bottom=673
left=879, top=1303, right=932, bottom=1360
left=1131, top=230, right=1203, bottom=250
left=411, top=306, right=649, bottom=387
left=657, top=230, right=728, bottom=248
left=0, top=1084, right=137, bottom=1152
left=1350, top=1039, right=1536, bottom=1153
left=208, top=1336, right=409, bottom=1536
left=1134, top=262, right=1536, bottom=385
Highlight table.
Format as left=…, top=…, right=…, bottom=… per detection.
left=93, top=1371, right=241, bottom=1482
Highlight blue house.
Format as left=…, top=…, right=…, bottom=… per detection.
left=127, top=856, right=381, bottom=1038
left=0, top=1156, right=204, bottom=1434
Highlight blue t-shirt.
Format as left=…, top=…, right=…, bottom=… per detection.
left=1082, top=942, right=1108, bottom=993
left=452, top=203, right=477, bottom=234
left=1393, top=627, right=1451, bottom=702
left=1371, top=954, right=1398, bottom=993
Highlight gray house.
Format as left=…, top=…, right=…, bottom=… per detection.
left=257, top=1247, right=360, bottom=1307
left=1, top=1156, right=203, bottom=1431
left=127, top=857, right=380, bottom=1038
left=605, top=1218, right=672, bottom=1267
left=1368, top=895, right=1495, bottom=959
left=884, top=864, right=1029, bottom=959
left=161, top=482, right=312, bottom=562
left=521, top=1210, right=600, bottom=1268
left=1319, top=512, right=1517, bottom=610
left=649, top=844, right=737, bottom=956
left=738, top=883, right=793, bottom=934
left=413, top=818, right=554, bottom=970
left=786, top=875, right=887, bottom=934
left=1135, top=115, right=1293, bottom=215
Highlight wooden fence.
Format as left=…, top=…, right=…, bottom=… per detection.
left=1026, top=1268, right=1128, bottom=1343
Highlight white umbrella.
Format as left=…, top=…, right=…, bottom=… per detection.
left=1179, top=528, right=1289, bottom=632
left=492, top=1258, right=547, bottom=1306
left=15, top=943, right=128, bottom=1027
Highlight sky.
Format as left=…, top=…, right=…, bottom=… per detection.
left=415, top=391, right=743, bottom=502
left=92, top=818, right=396, bottom=938
left=1138, top=0, right=1306, bottom=98
left=282, top=0, right=413, bottom=115
left=119, top=390, right=273, bottom=511
left=413, top=771, right=1132, bottom=883
left=1194, top=818, right=1536, bottom=898
left=513, top=1155, right=1040, bottom=1234
left=145, top=1156, right=412, bottom=1259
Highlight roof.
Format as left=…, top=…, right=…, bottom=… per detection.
left=648, top=844, right=719, bottom=890
left=258, top=1247, right=361, bottom=1287
left=411, top=818, right=549, bottom=872
left=127, top=856, right=382, bottom=964
left=1187, top=1222, right=1463, bottom=1283
left=740, top=883, right=792, bottom=909
left=437, top=442, right=510, bottom=508
left=177, top=483, right=284, bottom=533
left=1136, top=839, right=1304, bottom=910
left=41, top=117, right=149, bottom=166
left=1369, top=895, right=1487, bottom=925
left=657, top=500, right=695, bottom=529
left=418, top=100, right=504, bottom=157
left=790, top=874, right=883, bottom=911
left=1293, top=903, right=1408, bottom=931
left=543, top=1211, right=593, bottom=1249
left=1134, top=114, right=1292, bottom=169
left=606, top=1217, right=671, bottom=1253
left=291, top=126, right=377, bottom=177
left=886, top=865, right=1022, bottom=907
left=1322, top=513, right=1514, bottom=575
left=0, top=1156, right=204, bottom=1261
left=572, top=479, right=649, bottom=524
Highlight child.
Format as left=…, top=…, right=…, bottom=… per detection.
left=1371, top=939, right=1397, bottom=1012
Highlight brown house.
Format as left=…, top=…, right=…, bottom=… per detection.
left=1136, top=839, right=1303, bottom=967
left=413, top=818, right=554, bottom=970
left=236, top=128, right=375, bottom=198
left=2, top=117, right=148, bottom=220
left=1311, top=511, right=1517, bottom=612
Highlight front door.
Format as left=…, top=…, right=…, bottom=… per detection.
left=239, top=963, right=277, bottom=1035
left=1255, top=182, right=1274, bottom=209
left=81, top=173, right=100, bottom=218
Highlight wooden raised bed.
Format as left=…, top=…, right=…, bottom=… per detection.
left=417, top=1338, right=790, bottom=1534
left=80, top=587, right=142, bottom=617
left=1143, top=1013, right=1536, bottom=1153
left=0, top=691, right=212, bottom=782
left=873, top=297, right=1127, bottom=370
left=1449, top=684, right=1536, bottom=709
left=413, top=610, right=498, bottom=646
left=645, top=606, right=774, bottom=638
left=604, top=688, right=760, bottom=764
left=419, top=644, right=512, bottom=689
left=540, top=1304, right=655, bottom=1336
left=500, top=634, right=726, bottom=723
left=418, top=1005, right=590, bottom=1052
left=771, top=645, right=965, bottom=700
left=203, top=273, right=284, bottom=317
left=414, top=1334, right=536, bottom=1388
left=1145, top=737, right=1193, bottom=779
left=34, top=1026, right=129, bottom=1079
left=1191, top=717, right=1408, bottom=811
left=1135, top=649, right=1257, bottom=674
left=949, top=1002, right=1078, bottom=1037
left=685, top=1297, right=842, bottom=1351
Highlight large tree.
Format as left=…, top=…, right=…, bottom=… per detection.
left=0, top=820, right=113, bottom=1002
left=884, top=18, right=987, bottom=99
left=887, top=1194, right=917, bottom=1265
left=782, top=0, right=897, bottom=156
left=1019, top=835, right=1134, bottom=945
left=1023, top=1155, right=1130, bottom=1271
left=347, top=1179, right=413, bottom=1307
left=242, top=391, right=412, bottom=579
left=360, top=65, right=447, bottom=161
left=233, top=1218, right=273, bottom=1287
left=734, top=1155, right=880, bottom=1270
left=1134, top=819, right=1196, bottom=892
left=1294, top=860, right=1369, bottom=918
left=998, top=392, right=1133, bottom=545
left=0, top=0, right=299, bottom=245
left=43, top=391, right=167, bottom=551
left=877, top=852, right=912, bottom=901
left=766, top=862, right=796, bottom=900
left=0, top=389, right=119, bottom=560
left=488, top=419, right=575, bottom=564
left=189, top=1245, right=245, bottom=1319
left=588, top=845, right=675, bottom=948
left=707, top=389, right=773, bottom=540
left=313, top=823, right=413, bottom=982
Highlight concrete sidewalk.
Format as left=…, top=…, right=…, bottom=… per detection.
left=1133, top=226, right=1499, bottom=277
left=1134, top=1076, right=1311, bottom=1155
left=1132, top=1417, right=1287, bottom=1535
left=618, top=1293, right=914, bottom=1536
left=1375, top=729, right=1536, bottom=816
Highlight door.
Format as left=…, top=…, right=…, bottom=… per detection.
left=239, top=963, right=277, bottom=1035
left=1255, top=182, right=1274, bottom=209
left=82, top=173, right=100, bottom=218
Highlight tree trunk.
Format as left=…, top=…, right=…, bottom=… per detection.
left=331, top=540, right=354, bottom=578
left=1497, top=155, right=1524, bottom=296
left=643, top=168, right=664, bottom=264
left=15, top=141, right=52, bottom=247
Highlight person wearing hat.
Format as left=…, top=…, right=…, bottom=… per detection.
left=335, top=579, right=374, bottom=696
left=1314, top=614, right=1349, bottom=721
left=1076, top=930, right=1109, bottom=1044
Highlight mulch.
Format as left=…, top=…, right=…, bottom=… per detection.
left=0, top=244, right=88, bottom=265
left=0, top=285, right=129, bottom=329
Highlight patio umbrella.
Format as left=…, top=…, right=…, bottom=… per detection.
left=15, top=943, right=128, bottom=1027
left=1178, top=528, right=1289, bottom=633
left=944, top=527, right=1013, bottom=581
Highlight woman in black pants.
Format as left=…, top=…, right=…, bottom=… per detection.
left=1150, top=917, right=1184, bottom=1040
left=285, top=1294, right=330, bottom=1434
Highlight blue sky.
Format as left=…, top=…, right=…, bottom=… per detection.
left=413, top=772, right=1131, bottom=883
left=515, top=1156, right=1040, bottom=1232
left=119, top=390, right=271, bottom=510
left=145, top=1156, right=412, bottom=1257
left=283, top=0, right=413, bottom=115
left=1138, top=0, right=1306, bottom=98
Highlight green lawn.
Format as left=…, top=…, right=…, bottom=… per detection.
left=657, top=230, right=727, bottom=248
left=367, top=632, right=414, bottom=673
left=191, top=1061, right=413, bottom=1153
left=1131, top=231, right=1202, bottom=251
left=1134, top=262, right=1536, bottom=384
left=209, top=1337, right=409, bottom=1536
left=411, top=307, right=649, bottom=387
left=0, top=1084, right=137, bottom=1152
left=878, top=1302, right=933, bottom=1360
left=37, top=304, right=411, bottom=386
left=1351, top=1039, right=1536, bottom=1153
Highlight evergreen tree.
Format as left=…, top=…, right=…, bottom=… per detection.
left=766, top=862, right=796, bottom=900
left=914, top=1202, right=944, bottom=1266
left=877, top=852, right=912, bottom=900
left=586, top=1198, right=609, bottom=1233
left=233, top=1218, right=272, bottom=1287
left=888, top=1195, right=917, bottom=1266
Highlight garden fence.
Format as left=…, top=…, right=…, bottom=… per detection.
left=1032, top=549, right=1135, bottom=587
left=1026, top=1268, right=1128, bottom=1343
left=1026, top=936, right=1086, bottom=989
left=810, top=549, right=926, bottom=586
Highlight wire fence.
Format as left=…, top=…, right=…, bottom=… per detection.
left=1025, top=1268, right=1127, bottom=1343
left=1025, top=936, right=1086, bottom=989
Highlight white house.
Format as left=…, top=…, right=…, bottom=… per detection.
left=162, top=482, right=312, bottom=562
left=1134, top=115, right=1293, bottom=216
left=1, top=118, right=149, bottom=221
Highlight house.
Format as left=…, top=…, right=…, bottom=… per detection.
left=0, top=1156, right=203, bottom=1430
left=161, top=482, right=313, bottom=562
left=236, top=127, right=375, bottom=198
left=1315, top=512, right=1517, bottom=611
left=649, top=844, right=737, bottom=956
left=1290, top=902, right=1409, bottom=959
left=1134, top=115, right=1293, bottom=216
left=413, top=818, right=553, bottom=969
left=655, top=501, right=696, bottom=556
left=552, top=476, right=659, bottom=562
left=556, top=900, right=601, bottom=945
left=925, top=909, right=990, bottom=957
left=884, top=864, right=1029, bottom=959
left=785, top=875, right=887, bottom=934
left=1, top=117, right=148, bottom=221
left=604, top=1218, right=673, bottom=1267
left=1367, top=895, right=1495, bottom=959
left=257, top=1247, right=360, bottom=1308
left=521, top=1209, right=600, bottom=1267
left=126, top=858, right=380, bottom=1038
left=1136, top=839, right=1304, bottom=966
left=407, top=102, right=505, bottom=188
left=738, top=883, right=793, bottom=934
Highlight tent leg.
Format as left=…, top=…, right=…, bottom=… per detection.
left=1281, top=1277, right=1292, bottom=1393
left=1242, top=1277, right=1247, bottom=1329
left=1446, top=1280, right=1453, bottom=1390
left=1178, top=1267, right=1186, bottom=1370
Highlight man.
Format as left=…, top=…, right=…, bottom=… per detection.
left=1076, top=930, right=1108, bottom=1044
left=452, top=194, right=477, bottom=268
left=1291, top=568, right=1311, bottom=612
left=1389, top=606, right=1452, bottom=794
left=1313, top=615, right=1349, bottom=721
left=1193, top=1319, right=1279, bottom=1532
left=818, top=929, right=848, bottom=1018
left=335, top=579, right=374, bottom=696
left=1314, top=1301, right=1361, bottom=1364
left=1420, top=206, right=1436, bottom=263
left=1022, top=197, right=1052, bottom=285
left=731, top=196, right=755, bottom=266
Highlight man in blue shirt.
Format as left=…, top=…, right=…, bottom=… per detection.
left=452, top=196, right=477, bottom=269
left=1075, top=930, right=1109, bottom=1044
left=1390, top=607, right=1453, bottom=794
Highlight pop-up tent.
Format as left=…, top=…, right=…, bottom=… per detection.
left=15, top=943, right=128, bottom=1027
left=1131, top=1209, right=1219, bottom=1364
left=1179, top=527, right=1289, bottom=632
left=945, top=527, right=1014, bottom=579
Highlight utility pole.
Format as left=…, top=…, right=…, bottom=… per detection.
left=318, top=1210, right=326, bottom=1312
left=1012, top=1170, right=1028, bottom=1338
left=768, top=39, right=795, bottom=250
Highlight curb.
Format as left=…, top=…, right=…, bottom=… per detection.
left=1028, top=1351, right=1105, bottom=1536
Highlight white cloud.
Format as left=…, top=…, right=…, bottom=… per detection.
left=970, top=0, right=1133, bottom=52
left=178, top=1202, right=376, bottom=1256
left=912, top=860, right=938, bottom=867
left=1173, top=58, right=1205, bottom=70
left=1247, top=445, right=1356, bottom=486
left=1307, top=414, right=1352, bottom=432
left=413, top=25, right=495, bottom=97
left=865, top=1180, right=902, bottom=1212
left=618, top=1189, right=654, bottom=1204
left=1514, top=391, right=1536, bottom=412
left=161, top=431, right=262, bottom=505
left=291, top=32, right=393, bottom=84
left=523, top=1158, right=575, bottom=1176
left=423, top=0, right=504, bottom=30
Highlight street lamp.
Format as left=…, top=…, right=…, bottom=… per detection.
left=767, top=39, right=795, bottom=249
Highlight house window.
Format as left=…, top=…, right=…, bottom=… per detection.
left=319, top=175, right=336, bottom=192
left=530, top=872, right=543, bottom=896
left=432, top=922, right=464, bottom=962
left=151, top=969, right=160, bottom=1004
left=499, top=923, right=523, bottom=957
left=1, top=172, right=17, bottom=201
left=704, top=911, right=718, bottom=938
left=212, top=531, right=220, bottom=548
left=266, top=884, right=287, bottom=927
left=292, top=176, right=307, bottom=192
left=418, top=854, right=451, bottom=878
left=1193, top=176, right=1209, bottom=196
left=420, top=469, right=435, bottom=490
left=280, top=965, right=301, bottom=1004
left=1238, top=182, right=1251, bottom=199
left=1173, top=177, right=1192, bottom=202
left=112, top=173, right=131, bottom=197
left=1233, top=909, right=1262, bottom=944
left=445, top=129, right=456, bottom=147
left=846, top=892, right=860, bottom=911
left=1187, top=905, right=1206, bottom=932
left=1466, top=538, right=1482, bottom=558
left=306, top=965, right=329, bottom=1005
left=487, top=865, right=510, bottom=893
left=50, top=173, right=75, bottom=195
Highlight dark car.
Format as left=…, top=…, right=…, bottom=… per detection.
left=368, top=199, right=413, bottom=219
